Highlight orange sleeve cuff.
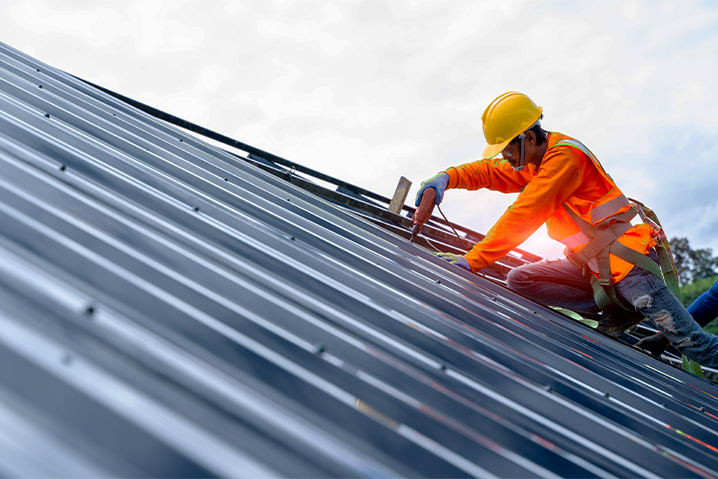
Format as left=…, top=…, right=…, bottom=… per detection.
left=444, top=167, right=460, bottom=189
left=465, top=251, right=488, bottom=273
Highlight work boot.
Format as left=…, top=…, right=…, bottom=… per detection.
left=635, top=332, right=670, bottom=356
left=596, top=307, right=645, bottom=338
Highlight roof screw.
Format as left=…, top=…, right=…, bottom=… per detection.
left=112, top=113, right=116, bottom=117
left=38, top=85, right=42, bottom=89
left=289, top=236, right=295, bottom=241
left=533, top=310, right=538, bottom=314
left=36, top=68, right=40, bottom=72
left=44, top=113, right=51, bottom=118
left=314, top=344, right=326, bottom=355
left=440, top=363, right=447, bottom=371
left=287, top=198, right=291, bottom=202
left=700, top=406, right=706, bottom=412
left=224, top=178, right=228, bottom=181
left=661, top=403, right=667, bottom=408
left=59, top=165, right=66, bottom=172
left=436, top=279, right=441, bottom=284
left=193, top=206, right=200, bottom=212
left=85, top=305, right=95, bottom=317
left=604, top=392, right=610, bottom=398
left=179, top=138, right=183, bottom=142
left=544, top=385, right=554, bottom=392
left=490, top=296, right=496, bottom=301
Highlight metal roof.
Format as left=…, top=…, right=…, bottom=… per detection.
left=1, top=41, right=718, bottom=478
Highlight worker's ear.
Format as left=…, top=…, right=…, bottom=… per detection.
left=525, top=130, right=536, bottom=145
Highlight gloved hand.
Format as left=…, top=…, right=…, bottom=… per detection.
left=432, top=252, right=472, bottom=272
left=415, top=172, right=449, bottom=206
left=635, top=332, right=670, bottom=356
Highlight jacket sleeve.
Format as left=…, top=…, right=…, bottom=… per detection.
left=687, top=280, right=718, bottom=328
left=463, top=150, right=583, bottom=272
left=445, top=157, right=529, bottom=193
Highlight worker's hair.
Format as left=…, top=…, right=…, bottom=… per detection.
left=509, top=114, right=548, bottom=146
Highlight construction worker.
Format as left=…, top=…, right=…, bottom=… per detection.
left=415, top=91, right=718, bottom=368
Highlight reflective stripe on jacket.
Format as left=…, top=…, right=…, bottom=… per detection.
left=444, top=132, right=656, bottom=282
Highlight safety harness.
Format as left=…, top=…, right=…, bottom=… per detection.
left=562, top=200, right=681, bottom=310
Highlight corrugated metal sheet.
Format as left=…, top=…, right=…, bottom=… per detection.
left=1, top=41, right=717, bottom=478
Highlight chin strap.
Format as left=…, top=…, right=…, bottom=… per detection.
left=512, top=132, right=527, bottom=172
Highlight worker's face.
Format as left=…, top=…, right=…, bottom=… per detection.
left=502, top=140, right=520, bottom=164
left=502, top=131, right=537, bottom=169
left=501, top=138, right=523, bottom=170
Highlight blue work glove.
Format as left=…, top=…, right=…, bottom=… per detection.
left=415, top=172, right=450, bottom=206
left=432, top=252, right=472, bottom=272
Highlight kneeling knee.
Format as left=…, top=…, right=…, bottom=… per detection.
left=507, top=267, right=531, bottom=292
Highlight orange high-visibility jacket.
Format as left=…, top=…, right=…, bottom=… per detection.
left=445, top=132, right=656, bottom=282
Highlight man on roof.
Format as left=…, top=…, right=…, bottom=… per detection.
left=415, top=91, right=718, bottom=368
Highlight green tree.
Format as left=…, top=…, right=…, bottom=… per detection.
left=679, top=275, right=718, bottom=308
left=669, top=237, right=718, bottom=285
left=670, top=237, right=692, bottom=285
left=691, top=247, right=718, bottom=281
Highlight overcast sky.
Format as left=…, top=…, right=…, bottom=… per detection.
left=3, top=0, right=718, bottom=258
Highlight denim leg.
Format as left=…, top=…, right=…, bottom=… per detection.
left=687, top=279, right=718, bottom=328
left=616, top=267, right=718, bottom=368
left=506, top=259, right=600, bottom=315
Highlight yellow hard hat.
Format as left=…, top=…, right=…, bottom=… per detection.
left=481, top=92, right=543, bottom=159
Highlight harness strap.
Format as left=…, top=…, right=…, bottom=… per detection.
left=562, top=204, right=635, bottom=286
left=603, top=278, right=634, bottom=311
left=610, top=241, right=665, bottom=282
left=628, top=199, right=683, bottom=301
left=567, top=222, right=632, bottom=270
left=562, top=204, right=594, bottom=238
left=656, top=243, right=681, bottom=299
left=585, top=268, right=632, bottom=311
left=589, top=275, right=613, bottom=309
left=596, top=244, right=613, bottom=286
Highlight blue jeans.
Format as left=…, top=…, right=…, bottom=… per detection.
left=506, top=256, right=718, bottom=367
left=688, top=280, right=718, bottom=328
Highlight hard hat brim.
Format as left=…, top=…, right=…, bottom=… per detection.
left=482, top=140, right=511, bottom=160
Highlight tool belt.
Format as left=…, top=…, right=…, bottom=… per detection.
left=562, top=200, right=682, bottom=310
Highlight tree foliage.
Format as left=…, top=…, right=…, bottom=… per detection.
left=679, top=275, right=718, bottom=308
left=669, top=237, right=718, bottom=286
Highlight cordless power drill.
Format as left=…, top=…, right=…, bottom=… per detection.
left=410, top=188, right=436, bottom=242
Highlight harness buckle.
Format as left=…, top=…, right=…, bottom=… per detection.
left=564, top=248, right=583, bottom=269
left=635, top=204, right=666, bottom=240
left=599, top=276, right=613, bottom=287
